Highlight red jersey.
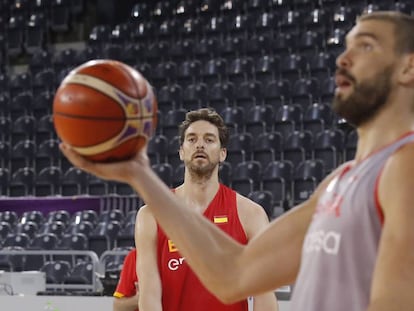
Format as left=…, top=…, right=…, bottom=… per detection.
left=113, top=248, right=138, bottom=311
left=157, top=184, right=248, bottom=311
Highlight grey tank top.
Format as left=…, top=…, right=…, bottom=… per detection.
left=290, top=132, right=414, bottom=311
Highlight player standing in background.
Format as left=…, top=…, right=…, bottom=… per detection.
left=135, top=108, right=278, bottom=311
left=113, top=248, right=139, bottom=311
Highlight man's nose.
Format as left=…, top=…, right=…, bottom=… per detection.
left=196, top=140, right=205, bottom=149
left=336, top=49, right=352, bottom=69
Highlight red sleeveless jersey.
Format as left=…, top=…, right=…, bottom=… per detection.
left=157, top=184, right=248, bottom=311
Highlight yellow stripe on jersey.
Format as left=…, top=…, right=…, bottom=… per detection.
left=214, top=216, right=228, bottom=223
left=113, top=292, right=125, bottom=298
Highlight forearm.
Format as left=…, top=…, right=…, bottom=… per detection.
left=138, top=291, right=163, bottom=311
left=113, top=295, right=139, bottom=311
left=366, top=299, right=414, bottom=311
left=139, top=299, right=162, bottom=311
left=253, top=292, right=279, bottom=311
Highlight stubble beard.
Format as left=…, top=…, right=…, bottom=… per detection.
left=186, top=159, right=218, bottom=182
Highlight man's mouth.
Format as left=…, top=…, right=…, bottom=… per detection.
left=335, top=74, right=354, bottom=94
left=335, top=74, right=352, bottom=88
left=334, top=68, right=356, bottom=93
left=193, top=153, right=207, bottom=159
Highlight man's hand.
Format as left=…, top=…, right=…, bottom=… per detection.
left=59, top=142, right=151, bottom=184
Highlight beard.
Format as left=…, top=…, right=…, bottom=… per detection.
left=185, top=157, right=219, bottom=180
left=332, top=65, right=393, bottom=127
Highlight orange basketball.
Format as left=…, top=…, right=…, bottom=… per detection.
left=53, top=59, right=158, bottom=162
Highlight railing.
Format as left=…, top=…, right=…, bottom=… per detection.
left=0, top=250, right=101, bottom=292
left=99, top=249, right=131, bottom=271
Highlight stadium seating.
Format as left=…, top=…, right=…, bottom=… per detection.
left=226, top=132, right=253, bottom=167
left=27, top=233, right=60, bottom=270
left=262, top=160, right=293, bottom=208
left=283, top=130, right=314, bottom=167
left=41, top=260, right=71, bottom=284
left=9, top=167, right=36, bottom=197
left=61, top=167, right=89, bottom=196
left=1, top=0, right=391, bottom=277
left=0, top=221, right=12, bottom=241
left=64, top=261, right=93, bottom=285
left=293, top=159, right=326, bottom=204
left=0, top=211, right=19, bottom=227
left=38, top=221, right=66, bottom=239
left=116, top=222, right=136, bottom=248
left=0, top=168, right=10, bottom=196
left=248, top=190, right=274, bottom=219
left=88, top=221, right=121, bottom=257
left=14, top=221, right=38, bottom=240
left=314, top=129, right=345, bottom=172
left=46, top=210, right=71, bottom=226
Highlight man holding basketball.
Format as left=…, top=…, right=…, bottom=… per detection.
left=134, top=108, right=278, bottom=311
left=60, top=11, right=414, bottom=311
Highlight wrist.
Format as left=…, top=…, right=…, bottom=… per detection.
left=127, top=162, right=153, bottom=187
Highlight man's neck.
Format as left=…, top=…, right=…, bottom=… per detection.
left=355, top=103, right=414, bottom=161
left=176, top=178, right=221, bottom=213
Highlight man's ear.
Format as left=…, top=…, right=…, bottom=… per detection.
left=179, top=146, right=184, bottom=161
left=220, top=148, right=227, bottom=163
left=399, top=54, right=414, bottom=85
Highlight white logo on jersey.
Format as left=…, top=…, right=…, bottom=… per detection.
left=303, top=230, right=341, bottom=255
left=168, top=257, right=185, bottom=271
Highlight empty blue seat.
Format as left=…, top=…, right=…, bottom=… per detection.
left=9, top=167, right=36, bottom=197
left=25, top=12, right=48, bottom=55
left=283, top=130, right=314, bottom=167
left=293, top=159, right=326, bottom=204
left=64, top=261, right=93, bottom=285
left=41, top=260, right=71, bottom=284
left=262, top=160, right=293, bottom=207
left=253, top=131, right=283, bottom=165
left=152, top=163, right=173, bottom=187
left=248, top=190, right=274, bottom=219
left=0, top=168, right=10, bottom=196
left=35, top=166, right=62, bottom=197
left=314, top=129, right=345, bottom=172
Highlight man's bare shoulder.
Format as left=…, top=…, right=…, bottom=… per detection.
left=379, top=142, right=414, bottom=208
left=136, top=205, right=157, bottom=229
left=388, top=141, right=414, bottom=162
left=236, top=193, right=268, bottom=221
left=235, top=193, right=270, bottom=239
left=383, top=142, right=414, bottom=170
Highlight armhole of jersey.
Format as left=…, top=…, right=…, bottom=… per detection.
left=374, top=140, right=414, bottom=226
left=233, top=191, right=249, bottom=243
left=374, top=164, right=385, bottom=226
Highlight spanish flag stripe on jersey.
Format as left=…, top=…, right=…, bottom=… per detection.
left=214, top=215, right=228, bottom=223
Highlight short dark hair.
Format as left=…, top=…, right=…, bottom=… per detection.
left=178, top=108, right=229, bottom=147
left=358, top=11, right=414, bottom=54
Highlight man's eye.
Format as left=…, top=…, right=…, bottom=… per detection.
left=360, top=42, right=373, bottom=51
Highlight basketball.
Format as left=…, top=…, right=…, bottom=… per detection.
left=53, top=59, right=158, bottom=162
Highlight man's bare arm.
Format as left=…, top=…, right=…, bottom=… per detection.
left=135, top=207, right=163, bottom=311
left=113, top=293, right=139, bottom=311
left=368, top=144, right=414, bottom=311
left=236, top=195, right=279, bottom=311
left=59, top=143, right=334, bottom=303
